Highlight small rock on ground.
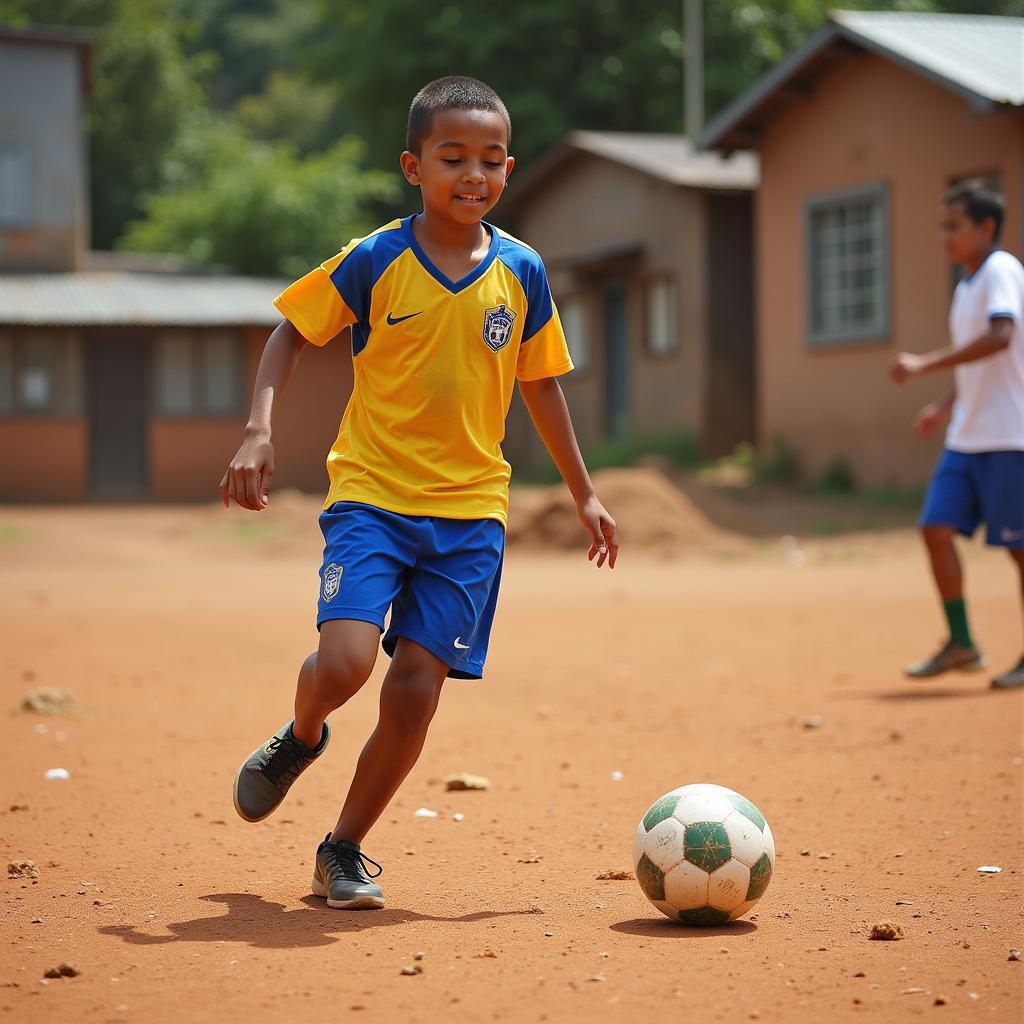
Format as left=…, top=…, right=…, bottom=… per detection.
left=443, top=773, right=491, bottom=791
left=7, top=860, right=39, bottom=880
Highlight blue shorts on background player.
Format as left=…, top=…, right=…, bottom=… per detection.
left=889, top=179, right=1024, bottom=689
left=219, top=76, right=618, bottom=910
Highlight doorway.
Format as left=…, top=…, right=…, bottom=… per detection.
left=602, top=280, right=629, bottom=438
left=86, top=337, right=149, bottom=499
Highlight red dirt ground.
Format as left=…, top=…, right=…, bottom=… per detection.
left=2, top=495, right=1022, bottom=1023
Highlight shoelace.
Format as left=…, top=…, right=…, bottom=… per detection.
left=322, top=840, right=383, bottom=882
left=261, top=732, right=312, bottom=787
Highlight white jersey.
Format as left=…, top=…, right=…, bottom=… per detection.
left=946, top=248, right=1024, bottom=453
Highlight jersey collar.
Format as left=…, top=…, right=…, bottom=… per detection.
left=402, top=214, right=500, bottom=294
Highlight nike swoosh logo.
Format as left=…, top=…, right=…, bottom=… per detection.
left=386, top=311, right=422, bottom=325
left=453, top=637, right=471, bottom=650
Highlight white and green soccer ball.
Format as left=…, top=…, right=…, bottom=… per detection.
left=632, top=783, right=775, bottom=925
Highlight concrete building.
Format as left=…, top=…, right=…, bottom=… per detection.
left=0, top=25, right=351, bottom=501
left=701, top=11, right=1024, bottom=487
left=500, top=131, right=759, bottom=468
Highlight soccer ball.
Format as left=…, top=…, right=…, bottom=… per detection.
left=632, top=783, right=775, bottom=925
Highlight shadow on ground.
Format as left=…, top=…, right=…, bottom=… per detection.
left=99, top=893, right=542, bottom=949
left=609, top=918, right=757, bottom=938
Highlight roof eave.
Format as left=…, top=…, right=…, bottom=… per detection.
left=701, top=14, right=1017, bottom=152
left=700, top=21, right=839, bottom=151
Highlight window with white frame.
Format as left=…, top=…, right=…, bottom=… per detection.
left=558, top=296, right=589, bottom=372
left=645, top=275, right=678, bottom=354
left=155, top=331, right=243, bottom=416
left=807, top=184, right=888, bottom=344
left=0, top=143, right=33, bottom=226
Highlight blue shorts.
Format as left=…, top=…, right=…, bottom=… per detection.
left=316, top=502, right=505, bottom=679
left=920, top=449, right=1024, bottom=548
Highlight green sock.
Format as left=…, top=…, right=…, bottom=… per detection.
left=943, top=597, right=973, bottom=648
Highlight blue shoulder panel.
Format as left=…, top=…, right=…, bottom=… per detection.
left=496, top=233, right=554, bottom=343
left=330, top=224, right=408, bottom=355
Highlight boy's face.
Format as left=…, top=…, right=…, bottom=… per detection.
left=941, top=200, right=995, bottom=264
left=401, top=108, right=514, bottom=226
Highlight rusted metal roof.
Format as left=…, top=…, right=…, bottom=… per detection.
left=0, top=271, right=288, bottom=327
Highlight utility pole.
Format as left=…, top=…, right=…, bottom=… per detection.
left=684, top=0, right=704, bottom=144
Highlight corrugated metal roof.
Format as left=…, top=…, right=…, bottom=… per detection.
left=0, top=271, right=289, bottom=326
left=832, top=11, right=1024, bottom=107
left=567, top=131, right=758, bottom=189
left=504, top=130, right=758, bottom=211
left=702, top=11, right=1024, bottom=152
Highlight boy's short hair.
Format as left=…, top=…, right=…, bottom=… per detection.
left=406, top=76, right=511, bottom=154
left=944, top=179, right=1005, bottom=241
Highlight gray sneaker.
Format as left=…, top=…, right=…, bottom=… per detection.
left=992, top=655, right=1024, bottom=689
left=233, top=720, right=329, bottom=823
left=311, top=835, right=384, bottom=910
left=905, top=640, right=987, bottom=679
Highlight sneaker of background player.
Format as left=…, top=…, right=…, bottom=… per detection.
left=311, top=835, right=384, bottom=909
left=905, top=639, right=987, bottom=678
left=991, top=654, right=1024, bottom=689
left=233, top=720, right=330, bottom=822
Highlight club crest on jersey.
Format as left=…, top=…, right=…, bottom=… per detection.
left=482, top=304, right=517, bottom=353
left=322, top=563, right=343, bottom=602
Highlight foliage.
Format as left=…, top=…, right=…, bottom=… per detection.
left=753, top=434, right=800, bottom=484
left=815, top=456, right=856, bottom=494
left=118, top=121, right=398, bottom=277
left=7, top=0, right=1021, bottom=263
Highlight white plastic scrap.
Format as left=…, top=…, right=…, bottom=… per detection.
left=610, top=771, right=624, bottom=782
left=976, top=865, right=1002, bottom=874
left=413, top=807, right=439, bottom=818
left=43, top=768, right=70, bottom=781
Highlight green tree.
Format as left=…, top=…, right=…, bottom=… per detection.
left=308, top=0, right=1024, bottom=174
left=118, top=118, right=399, bottom=277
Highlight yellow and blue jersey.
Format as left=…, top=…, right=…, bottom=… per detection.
left=274, top=215, right=573, bottom=526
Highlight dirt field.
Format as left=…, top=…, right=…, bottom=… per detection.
left=2, top=491, right=1022, bottom=1024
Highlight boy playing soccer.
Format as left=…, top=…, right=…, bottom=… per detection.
left=890, top=180, right=1024, bottom=688
left=220, top=77, right=618, bottom=908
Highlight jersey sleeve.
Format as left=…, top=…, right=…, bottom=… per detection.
left=984, top=256, right=1023, bottom=323
left=273, top=238, right=371, bottom=346
left=516, top=261, right=574, bottom=381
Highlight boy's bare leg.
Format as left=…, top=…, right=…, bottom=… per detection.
left=330, top=639, right=448, bottom=844
left=1011, top=549, right=1024, bottom=636
left=292, top=619, right=381, bottom=747
left=234, top=618, right=381, bottom=823
left=922, top=524, right=962, bottom=600
left=907, top=525, right=984, bottom=677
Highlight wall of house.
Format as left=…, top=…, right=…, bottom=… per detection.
left=503, top=157, right=712, bottom=474
left=757, top=50, right=1024, bottom=487
left=0, top=40, right=87, bottom=271
left=0, top=419, right=86, bottom=500
left=0, top=325, right=354, bottom=503
left=149, top=328, right=354, bottom=501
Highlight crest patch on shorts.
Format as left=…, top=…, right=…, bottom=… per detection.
left=482, top=304, right=516, bottom=353
left=322, top=563, right=344, bottom=601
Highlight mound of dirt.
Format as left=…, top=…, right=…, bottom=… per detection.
left=508, top=467, right=742, bottom=554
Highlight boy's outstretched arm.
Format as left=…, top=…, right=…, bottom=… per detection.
left=219, top=319, right=309, bottom=511
left=519, top=376, right=618, bottom=568
left=889, top=317, right=1013, bottom=384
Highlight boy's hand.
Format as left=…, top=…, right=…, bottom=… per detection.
left=577, top=494, right=618, bottom=568
left=220, top=431, right=274, bottom=511
left=889, top=352, right=928, bottom=384
left=914, top=402, right=945, bottom=438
